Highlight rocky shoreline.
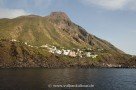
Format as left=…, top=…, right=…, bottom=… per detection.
left=0, top=66, right=135, bottom=69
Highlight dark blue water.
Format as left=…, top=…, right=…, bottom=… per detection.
left=0, top=68, right=135, bottom=90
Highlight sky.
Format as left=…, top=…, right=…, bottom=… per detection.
left=0, top=0, right=136, bottom=55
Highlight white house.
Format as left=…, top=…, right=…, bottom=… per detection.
left=69, top=51, right=76, bottom=57
left=90, top=55, right=98, bottom=58
left=63, top=50, right=70, bottom=55
left=24, top=42, right=27, bottom=45
left=55, top=50, right=62, bottom=55
left=28, top=45, right=33, bottom=47
left=30, top=46, right=33, bottom=47
left=85, top=52, right=91, bottom=57
left=11, top=39, right=17, bottom=42
left=40, top=44, right=48, bottom=48
left=49, top=47, right=56, bottom=54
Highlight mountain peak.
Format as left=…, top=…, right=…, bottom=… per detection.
left=49, top=12, right=70, bottom=21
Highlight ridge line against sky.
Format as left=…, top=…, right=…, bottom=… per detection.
left=1, top=0, right=136, bottom=18
left=0, top=0, right=136, bottom=55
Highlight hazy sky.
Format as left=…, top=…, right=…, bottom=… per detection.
left=0, top=0, right=136, bottom=55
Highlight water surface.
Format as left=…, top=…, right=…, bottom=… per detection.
left=0, top=68, right=135, bottom=90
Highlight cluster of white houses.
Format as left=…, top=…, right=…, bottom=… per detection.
left=40, top=44, right=98, bottom=58
left=11, top=39, right=98, bottom=58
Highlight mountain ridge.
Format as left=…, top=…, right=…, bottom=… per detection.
left=0, top=12, right=126, bottom=54
left=0, top=11, right=135, bottom=68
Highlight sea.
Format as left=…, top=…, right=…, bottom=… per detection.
left=0, top=68, right=135, bottom=90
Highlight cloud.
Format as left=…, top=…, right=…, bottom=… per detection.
left=0, top=8, right=29, bottom=19
left=0, top=0, right=52, bottom=19
left=9, top=0, right=52, bottom=9
left=80, top=0, right=136, bottom=11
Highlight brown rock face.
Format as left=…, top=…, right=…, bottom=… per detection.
left=49, top=12, right=70, bottom=21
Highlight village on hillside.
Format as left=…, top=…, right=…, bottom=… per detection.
left=40, top=44, right=98, bottom=58
left=11, top=39, right=100, bottom=58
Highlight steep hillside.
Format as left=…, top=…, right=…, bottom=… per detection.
left=0, top=12, right=123, bottom=53
left=0, top=39, right=133, bottom=68
left=0, top=12, right=135, bottom=68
